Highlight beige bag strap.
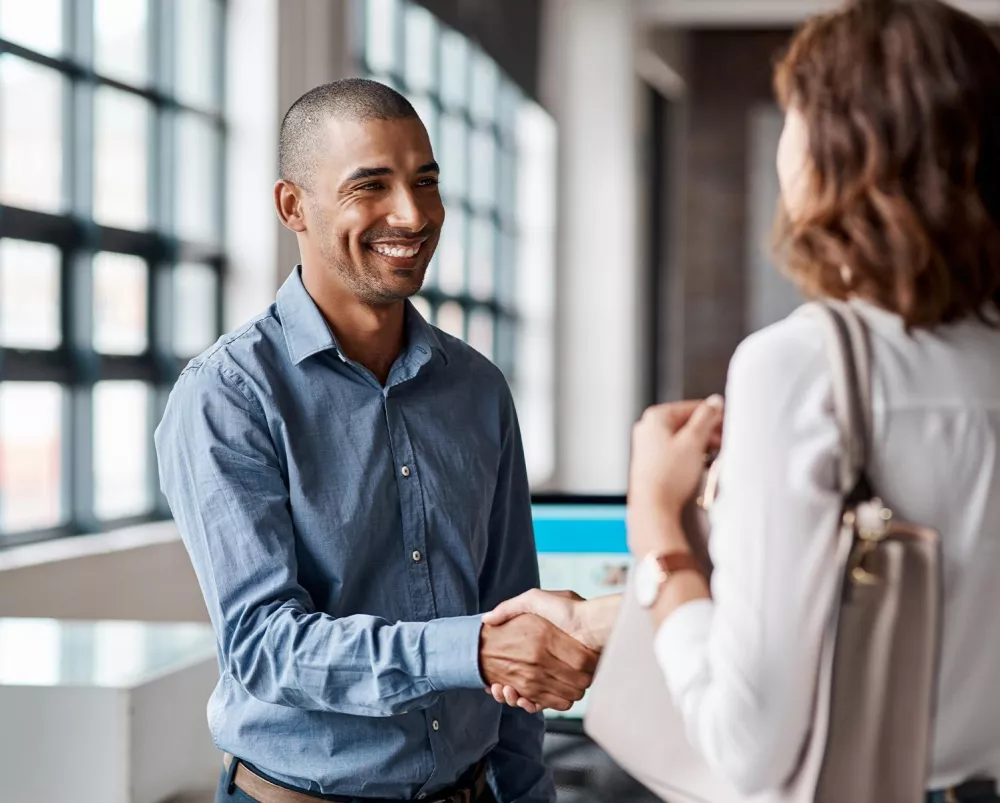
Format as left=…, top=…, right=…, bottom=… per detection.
left=808, top=301, right=874, bottom=496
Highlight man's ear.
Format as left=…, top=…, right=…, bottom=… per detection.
left=274, top=180, right=307, bottom=232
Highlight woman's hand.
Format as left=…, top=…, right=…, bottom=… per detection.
left=627, top=396, right=724, bottom=558
left=483, top=590, right=618, bottom=652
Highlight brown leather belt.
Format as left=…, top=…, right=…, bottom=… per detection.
left=222, top=754, right=488, bottom=803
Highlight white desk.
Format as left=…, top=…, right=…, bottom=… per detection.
left=0, top=618, right=220, bottom=803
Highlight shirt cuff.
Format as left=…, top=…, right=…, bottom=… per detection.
left=653, top=599, right=715, bottom=697
left=424, top=614, right=485, bottom=690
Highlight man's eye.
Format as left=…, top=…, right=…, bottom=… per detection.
left=418, top=177, right=440, bottom=187
left=359, top=182, right=384, bottom=191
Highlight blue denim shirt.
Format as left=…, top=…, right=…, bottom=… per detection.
left=154, top=267, right=553, bottom=802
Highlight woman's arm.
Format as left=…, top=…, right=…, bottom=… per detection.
left=633, top=317, right=844, bottom=796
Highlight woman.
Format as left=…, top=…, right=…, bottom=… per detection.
left=485, top=0, right=1000, bottom=798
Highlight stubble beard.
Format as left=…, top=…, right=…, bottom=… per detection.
left=313, top=217, right=429, bottom=306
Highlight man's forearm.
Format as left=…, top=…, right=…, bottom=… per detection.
left=225, top=607, right=484, bottom=716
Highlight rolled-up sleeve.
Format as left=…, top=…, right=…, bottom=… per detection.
left=477, top=386, right=555, bottom=803
left=155, top=362, right=484, bottom=717
left=653, top=316, right=845, bottom=795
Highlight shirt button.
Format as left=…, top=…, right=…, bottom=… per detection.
left=432, top=719, right=440, bottom=731
left=401, top=465, right=411, bottom=477
left=412, top=550, right=422, bottom=563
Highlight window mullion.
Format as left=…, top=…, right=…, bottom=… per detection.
left=68, top=251, right=98, bottom=533
left=0, top=0, right=226, bottom=547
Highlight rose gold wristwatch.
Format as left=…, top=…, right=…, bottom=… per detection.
left=634, top=551, right=704, bottom=609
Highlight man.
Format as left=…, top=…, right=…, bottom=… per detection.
left=155, top=78, right=597, bottom=803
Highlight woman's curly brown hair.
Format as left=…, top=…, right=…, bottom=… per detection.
left=773, top=0, right=1000, bottom=327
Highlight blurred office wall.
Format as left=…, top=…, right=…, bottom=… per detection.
left=675, top=29, right=800, bottom=398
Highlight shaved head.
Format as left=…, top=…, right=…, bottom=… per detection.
left=278, top=78, right=418, bottom=189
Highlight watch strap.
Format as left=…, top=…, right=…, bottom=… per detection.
left=653, top=551, right=704, bottom=578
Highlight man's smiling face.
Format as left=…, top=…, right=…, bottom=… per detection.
left=303, top=114, right=444, bottom=305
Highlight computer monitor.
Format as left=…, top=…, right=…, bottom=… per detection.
left=530, top=494, right=631, bottom=734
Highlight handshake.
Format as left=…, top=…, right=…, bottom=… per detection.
left=478, top=590, right=622, bottom=714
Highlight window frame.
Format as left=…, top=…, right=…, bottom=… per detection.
left=356, top=0, right=520, bottom=378
left=0, top=0, right=227, bottom=546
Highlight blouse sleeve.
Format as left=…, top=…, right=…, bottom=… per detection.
left=653, top=312, right=846, bottom=795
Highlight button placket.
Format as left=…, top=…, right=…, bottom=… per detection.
left=384, top=397, right=436, bottom=622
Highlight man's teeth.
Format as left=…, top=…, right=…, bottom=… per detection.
left=372, top=243, right=420, bottom=258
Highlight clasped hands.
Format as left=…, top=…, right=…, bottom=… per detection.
left=481, top=396, right=725, bottom=714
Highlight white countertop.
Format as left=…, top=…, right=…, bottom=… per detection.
left=0, top=618, right=216, bottom=688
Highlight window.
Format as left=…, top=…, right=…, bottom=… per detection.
left=358, top=0, right=557, bottom=484
left=0, top=0, right=226, bottom=546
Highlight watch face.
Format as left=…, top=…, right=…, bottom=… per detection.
left=634, top=554, right=662, bottom=608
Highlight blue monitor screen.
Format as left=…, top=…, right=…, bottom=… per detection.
left=531, top=500, right=632, bottom=721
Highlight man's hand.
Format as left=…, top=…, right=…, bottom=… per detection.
left=479, top=613, right=599, bottom=713
left=483, top=592, right=623, bottom=712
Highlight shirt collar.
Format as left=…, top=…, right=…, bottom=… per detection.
left=276, top=266, right=449, bottom=368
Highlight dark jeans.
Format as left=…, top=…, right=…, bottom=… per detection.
left=214, top=764, right=497, bottom=803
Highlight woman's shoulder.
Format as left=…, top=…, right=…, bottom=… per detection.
left=729, top=305, right=828, bottom=390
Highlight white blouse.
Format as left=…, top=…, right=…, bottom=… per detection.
left=654, top=300, right=1000, bottom=795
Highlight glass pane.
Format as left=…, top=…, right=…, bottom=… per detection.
left=469, top=130, right=496, bottom=210
left=437, top=301, right=464, bottom=340
left=94, top=0, right=148, bottom=86
left=0, top=0, right=61, bottom=56
left=469, top=217, right=496, bottom=301
left=410, top=94, right=436, bottom=145
left=0, top=382, right=63, bottom=532
left=365, top=0, right=399, bottom=75
left=175, top=0, right=221, bottom=110
left=0, top=240, right=60, bottom=350
left=497, top=80, right=522, bottom=143
left=409, top=295, right=431, bottom=323
left=497, top=148, right=516, bottom=223
left=93, top=381, right=151, bottom=520
left=437, top=205, right=465, bottom=294
left=173, top=263, right=218, bottom=357
left=439, top=114, right=467, bottom=200
left=93, top=252, right=148, bottom=355
left=470, top=49, right=498, bottom=125
left=0, top=56, right=64, bottom=213
left=175, top=112, right=221, bottom=243
left=439, top=29, right=467, bottom=109
left=404, top=3, right=435, bottom=92
left=496, top=229, right=516, bottom=306
left=468, top=309, right=494, bottom=361
left=94, top=88, right=151, bottom=230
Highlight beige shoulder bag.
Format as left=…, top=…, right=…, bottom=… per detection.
left=584, top=301, right=943, bottom=803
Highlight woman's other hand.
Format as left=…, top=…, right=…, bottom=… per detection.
left=627, top=396, right=724, bottom=557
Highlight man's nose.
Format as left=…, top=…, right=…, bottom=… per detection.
left=386, top=187, right=428, bottom=232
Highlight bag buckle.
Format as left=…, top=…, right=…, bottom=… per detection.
left=844, top=500, right=893, bottom=585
